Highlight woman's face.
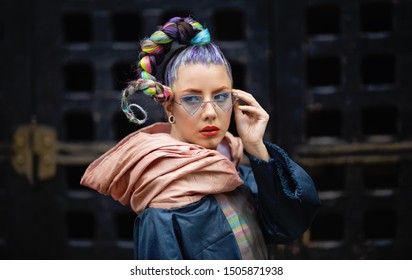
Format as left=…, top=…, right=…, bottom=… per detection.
left=165, top=63, right=233, bottom=149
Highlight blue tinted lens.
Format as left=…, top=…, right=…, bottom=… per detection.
left=181, top=95, right=203, bottom=115
left=215, top=92, right=233, bottom=111
left=178, top=92, right=235, bottom=115
left=214, top=92, right=230, bottom=102
left=181, top=95, right=203, bottom=104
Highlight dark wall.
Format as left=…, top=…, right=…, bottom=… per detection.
left=0, top=0, right=411, bottom=259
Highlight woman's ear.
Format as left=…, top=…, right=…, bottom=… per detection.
left=163, top=100, right=174, bottom=117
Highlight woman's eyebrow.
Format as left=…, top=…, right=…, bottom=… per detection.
left=181, top=86, right=231, bottom=94
left=212, top=86, right=231, bottom=93
left=181, top=88, right=202, bottom=94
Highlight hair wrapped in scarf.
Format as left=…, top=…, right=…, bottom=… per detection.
left=121, top=16, right=211, bottom=125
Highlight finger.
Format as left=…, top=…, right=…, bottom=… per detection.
left=233, top=90, right=263, bottom=109
left=237, top=105, right=269, bottom=120
left=234, top=103, right=251, bottom=122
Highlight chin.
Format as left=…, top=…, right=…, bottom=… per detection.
left=203, top=144, right=218, bottom=150
left=197, top=138, right=222, bottom=150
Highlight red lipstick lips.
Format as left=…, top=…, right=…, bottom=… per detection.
left=199, top=126, right=220, bottom=137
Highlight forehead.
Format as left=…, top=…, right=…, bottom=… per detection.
left=172, top=63, right=232, bottom=94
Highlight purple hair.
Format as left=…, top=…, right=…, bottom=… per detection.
left=164, top=43, right=233, bottom=87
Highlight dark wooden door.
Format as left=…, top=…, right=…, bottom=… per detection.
left=0, top=0, right=138, bottom=259
left=2, top=0, right=411, bottom=260
left=273, top=0, right=412, bottom=259
left=0, top=0, right=273, bottom=259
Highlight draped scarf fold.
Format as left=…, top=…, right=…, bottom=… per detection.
left=80, top=122, right=244, bottom=214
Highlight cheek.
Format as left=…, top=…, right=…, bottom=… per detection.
left=222, top=111, right=232, bottom=128
left=175, top=108, right=197, bottom=129
left=174, top=106, right=190, bottom=121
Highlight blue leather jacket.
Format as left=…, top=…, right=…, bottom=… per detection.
left=133, top=142, right=321, bottom=259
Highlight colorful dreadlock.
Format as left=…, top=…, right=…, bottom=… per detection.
left=121, top=16, right=211, bottom=125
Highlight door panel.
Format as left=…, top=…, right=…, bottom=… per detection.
left=2, top=0, right=411, bottom=260
left=1, top=0, right=273, bottom=259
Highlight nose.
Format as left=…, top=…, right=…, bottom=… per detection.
left=200, top=101, right=217, bottom=120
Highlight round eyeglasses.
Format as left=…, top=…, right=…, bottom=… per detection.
left=174, top=92, right=238, bottom=115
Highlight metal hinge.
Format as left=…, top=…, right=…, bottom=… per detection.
left=12, top=123, right=57, bottom=183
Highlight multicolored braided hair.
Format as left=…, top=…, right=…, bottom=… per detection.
left=121, top=16, right=211, bottom=125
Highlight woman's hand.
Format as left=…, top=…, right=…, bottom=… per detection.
left=233, top=89, right=270, bottom=161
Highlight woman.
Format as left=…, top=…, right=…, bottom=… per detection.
left=81, top=16, right=321, bottom=259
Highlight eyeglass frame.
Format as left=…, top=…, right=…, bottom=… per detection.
left=173, top=91, right=239, bottom=115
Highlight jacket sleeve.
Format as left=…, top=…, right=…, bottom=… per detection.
left=239, top=141, right=321, bottom=244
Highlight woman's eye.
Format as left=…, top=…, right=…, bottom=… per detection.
left=182, top=95, right=202, bottom=104
left=214, top=92, right=230, bottom=102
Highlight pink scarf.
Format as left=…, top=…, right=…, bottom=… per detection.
left=80, top=122, right=244, bottom=214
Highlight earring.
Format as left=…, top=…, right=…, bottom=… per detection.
left=168, top=115, right=175, bottom=124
